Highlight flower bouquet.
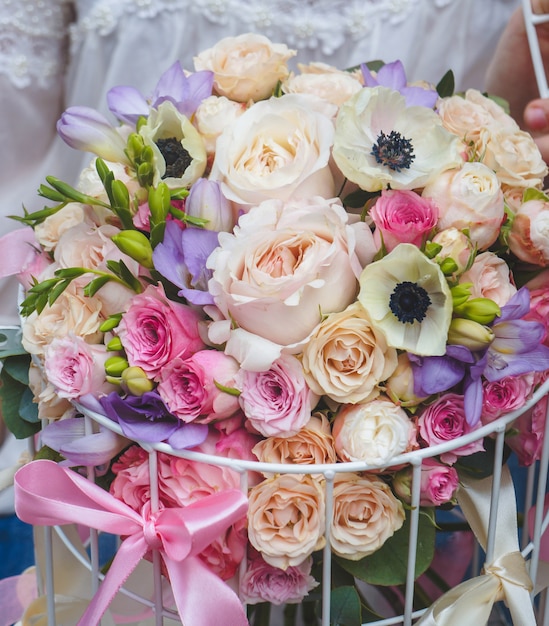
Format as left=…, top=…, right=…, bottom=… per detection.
left=2, top=33, right=549, bottom=626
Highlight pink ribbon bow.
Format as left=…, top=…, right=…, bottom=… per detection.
left=14, top=460, right=249, bottom=626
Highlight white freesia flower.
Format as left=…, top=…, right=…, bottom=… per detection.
left=358, top=243, right=453, bottom=356
left=139, top=100, right=207, bottom=188
left=333, top=86, right=463, bottom=192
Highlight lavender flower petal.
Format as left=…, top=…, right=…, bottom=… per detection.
left=107, top=85, right=150, bottom=125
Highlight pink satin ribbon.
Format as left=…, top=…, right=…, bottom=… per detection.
left=14, top=459, right=249, bottom=626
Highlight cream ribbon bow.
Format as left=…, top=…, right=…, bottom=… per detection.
left=416, top=465, right=536, bottom=626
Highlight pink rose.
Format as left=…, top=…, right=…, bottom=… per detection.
left=237, top=354, right=319, bottom=437
left=370, top=189, right=438, bottom=252
left=525, top=286, right=549, bottom=346
left=110, top=446, right=152, bottom=511
left=508, top=199, right=549, bottom=267
left=117, top=284, right=205, bottom=379
left=460, top=251, right=516, bottom=307
left=394, top=459, right=459, bottom=507
left=157, top=350, right=240, bottom=423
left=481, top=374, right=535, bottom=423
left=417, top=393, right=484, bottom=464
left=43, top=334, right=115, bottom=399
left=506, top=394, right=547, bottom=466
left=240, top=553, right=318, bottom=605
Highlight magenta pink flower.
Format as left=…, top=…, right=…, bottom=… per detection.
left=506, top=394, right=547, bottom=466
left=116, top=284, right=205, bottom=379
left=481, top=374, right=535, bottom=424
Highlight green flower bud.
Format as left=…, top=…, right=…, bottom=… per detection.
left=447, top=318, right=494, bottom=351
left=106, top=336, right=123, bottom=351
left=121, top=366, right=154, bottom=396
left=423, top=241, right=443, bottom=259
left=111, top=230, right=154, bottom=269
left=454, top=297, right=501, bottom=325
left=105, top=355, right=129, bottom=377
left=148, top=182, right=171, bottom=225
left=451, top=283, right=472, bottom=308
left=439, top=257, right=458, bottom=276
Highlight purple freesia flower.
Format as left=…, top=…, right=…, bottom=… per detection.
left=153, top=220, right=219, bottom=305
left=361, top=60, right=439, bottom=108
left=99, top=390, right=208, bottom=449
left=411, top=344, right=475, bottom=397
left=107, top=62, right=214, bottom=125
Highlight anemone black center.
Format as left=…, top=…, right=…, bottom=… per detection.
left=371, top=130, right=415, bottom=172
left=156, top=137, right=192, bottom=178
left=389, top=281, right=431, bottom=324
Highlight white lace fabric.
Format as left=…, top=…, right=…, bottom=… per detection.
left=0, top=0, right=73, bottom=89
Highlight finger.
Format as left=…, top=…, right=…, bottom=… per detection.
left=524, top=98, right=549, bottom=130
left=531, top=0, right=549, bottom=15
left=533, top=133, right=549, bottom=164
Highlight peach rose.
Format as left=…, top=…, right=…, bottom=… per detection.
left=194, top=33, right=296, bottom=103
left=384, top=352, right=427, bottom=408
left=508, top=199, right=549, bottom=266
left=252, top=413, right=337, bottom=470
left=301, top=302, right=398, bottom=404
left=247, top=473, right=325, bottom=569
left=330, top=472, right=405, bottom=560
left=460, top=251, right=516, bottom=306
left=34, top=203, right=87, bottom=252
left=422, top=162, right=505, bottom=250
left=209, top=94, right=335, bottom=209
left=332, top=397, right=416, bottom=468
left=282, top=70, right=362, bottom=108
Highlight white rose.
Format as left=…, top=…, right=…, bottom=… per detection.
left=194, top=95, right=246, bottom=155
left=209, top=94, right=336, bottom=210
left=422, top=162, right=505, bottom=250
left=282, top=71, right=362, bottom=108
left=207, top=197, right=361, bottom=371
left=194, top=33, right=296, bottom=103
left=332, top=397, right=416, bottom=468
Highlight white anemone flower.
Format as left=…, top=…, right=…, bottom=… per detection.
left=139, top=100, right=207, bottom=188
left=358, top=243, right=453, bottom=356
left=332, top=86, right=463, bottom=192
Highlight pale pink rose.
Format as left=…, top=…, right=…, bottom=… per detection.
left=252, top=413, right=337, bottom=469
left=384, top=352, right=428, bottom=408
left=237, top=354, right=318, bottom=437
left=370, top=189, right=438, bottom=252
left=240, top=553, right=318, bottom=605
left=117, top=284, right=205, bottom=379
left=460, top=251, right=516, bottom=306
left=418, top=393, right=484, bottom=464
left=247, top=473, right=325, bottom=569
left=332, top=397, right=416, bottom=468
left=437, top=89, right=518, bottom=149
left=301, top=302, right=398, bottom=404
left=506, top=395, right=547, bottom=466
left=194, top=95, right=246, bottom=155
left=508, top=199, right=549, bottom=266
left=43, top=334, right=115, bottom=399
left=77, top=158, right=141, bottom=210
left=479, top=126, right=548, bottom=189
left=207, top=197, right=361, bottom=371
left=524, top=285, right=549, bottom=346
left=481, top=374, right=535, bottom=423
left=209, top=94, right=335, bottom=209
left=214, top=414, right=263, bottom=466
left=157, top=350, right=240, bottom=423
left=394, top=459, right=459, bottom=507
left=431, top=227, right=475, bottom=275
left=194, top=33, right=296, bottom=102
left=34, top=203, right=87, bottom=252
left=28, top=362, right=76, bottom=421
left=422, top=162, right=505, bottom=250
left=330, top=472, right=405, bottom=560
left=22, top=280, right=104, bottom=356
left=282, top=70, right=362, bottom=108
left=503, top=186, right=526, bottom=214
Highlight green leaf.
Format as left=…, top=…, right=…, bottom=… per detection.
left=330, top=586, right=362, bottom=626
left=343, top=189, right=380, bottom=210
left=48, top=278, right=72, bottom=307
left=3, top=354, right=31, bottom=386
left=54, top=267, right=88, bottom=279
left=20, top=386, right=39, bottom=423
left=455, top=437, right=510, bottom=479
left=335, top=508, right=436, bottom=586
left=0, top=367, right=39, bottom=439
left=436, top=70, right=455, bottom=98
left=523, top=187, right=549, bottom=204
left=84, top=275, right=111, bottom=298
left=34, top=445, right=63, bottom=462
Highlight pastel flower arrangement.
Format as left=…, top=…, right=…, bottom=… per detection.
left=3, top=32, right=549, bottom=625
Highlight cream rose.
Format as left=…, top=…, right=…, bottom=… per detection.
left=460, top=251, right=516, bottom=306
left=252, top=413, right=337, bottom=470
left=193, top=95, right=246, bottom=155
left=330, top=473, right=405, bottom=560
left=479, top=126, right=548, bottom=189
left=207, top=197, right=361, bottom=371
left=193, top=33, right=296, bottom=103
left=22, top=280, right=104, bottom=356
left=301, top=302, right=398, bottom=404
left=34, top=203, right=87, bottom=252
left=282, top=70, right=362, bottom=108
left=508, top=199, right=549, bottom=266
left=332, top=397, right=416, bottom=468
left=247, top=473, right=325, bottom=569
left=209, top=94, right=335, bottom=209
left=422, top=162, right=505, bottom=250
